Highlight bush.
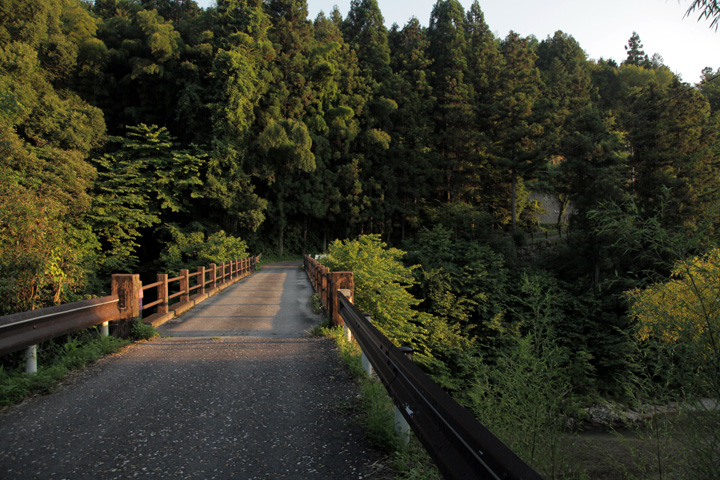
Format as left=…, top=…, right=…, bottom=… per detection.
left=131, top=320, right=160, bottom=341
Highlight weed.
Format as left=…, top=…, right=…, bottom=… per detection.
left=131, top=319, right=160, bottom=341
left=310, top=293, right=323, bottom=314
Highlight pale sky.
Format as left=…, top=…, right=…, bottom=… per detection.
left=195, top=0, right=718, bottom=84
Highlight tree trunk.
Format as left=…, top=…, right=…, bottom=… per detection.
left=278, top=200, right=285, bottom=256
left=556, top=194, right=570, bottom=231
left=511, top=173, right=518, bottom=235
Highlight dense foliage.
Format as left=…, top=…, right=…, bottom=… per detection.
left=1, top=0, right=718, bottom=475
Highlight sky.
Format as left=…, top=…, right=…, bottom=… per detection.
left=194, top=0, right=719, bottom=84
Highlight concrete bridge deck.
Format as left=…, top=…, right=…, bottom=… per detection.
left=0, top=261, right=387, bottom=479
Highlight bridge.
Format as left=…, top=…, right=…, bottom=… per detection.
left=0, top=257, right=544, bottom=479
left=0, top=261, right=390, bottom=478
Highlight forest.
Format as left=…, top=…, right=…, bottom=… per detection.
left=1, top=0, right=719, bottom=477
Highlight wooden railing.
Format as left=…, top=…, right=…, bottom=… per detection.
left=303, top=254, right=544, bottom=480
left=0, top=255, right=260, bottom=371
left=140, top=256, right=260, bottom=325
left=303, top=255, right=353, bottom=327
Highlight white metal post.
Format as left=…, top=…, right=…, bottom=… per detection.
left=394, top=345, right=415, bottom=444
left=101, top=321, right=109, bottom=337
left=361, top=313, right=373, bottom=376
left=395, top=405, right=412, bottom=445
left=25, top=345, right=37, bottom=374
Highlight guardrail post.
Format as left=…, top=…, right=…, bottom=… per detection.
left=361, top=313, right=374, bottom=376
left=25, top=345, right=37, bottom=374
left=111, top=274, right=141, bottom=337
left=395, top=346, right=415, bottom=445
left=180, top=269, right=190, bottom=303
left=198, top=266, right=206, bottom=295
left=101, top=322, right=109, bottom=336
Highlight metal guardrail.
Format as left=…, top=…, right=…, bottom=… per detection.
left=0, top=295, right=122, bottom=357
left=336, top=292, right=544, bottom=480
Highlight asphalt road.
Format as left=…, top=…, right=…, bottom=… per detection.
left=0, top=261, right=389, bottom=479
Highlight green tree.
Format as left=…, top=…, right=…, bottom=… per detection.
left=321, top=235, right=431, bottom=353
left=626, top=81, right=720, bottom=233
left=90, top=124, right=204, bottom=273
left=0, top=174, right=98, bottom=314
left=627, top=248, right=720, bottom=478
left=342, top=0, right=396, bottom=236
left=205, top=24, right=271, bottom=233
left=342, top=0, right=391, bottom=84
left=0, top=0, right=105, bottom=302
left=387, top=18, right=435, bottom=239
left=699, top=66, right=720, bottom=112
left=488, top=32, right=544, bottom=234
left=623, top=31, right=649, bottom=67
left=427, top=0, right=476, bottom=203
left=94, top=5, right=186, bottom=130
left=158, top=224, right=248, bottom=274
left=256, top=119, right=316, bottom=254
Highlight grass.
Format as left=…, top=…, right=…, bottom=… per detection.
left=0, top=320, right=159, bottom=408
left=313, top=320, right=441, bottom=480
left=257, top=253, right=303, bottom=265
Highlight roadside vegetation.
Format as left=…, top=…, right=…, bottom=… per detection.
left=0, top=321, right=159, bottom=408
left=315, top=234, right=720, bottom=479
left=313, top=322, right=441, bottom=480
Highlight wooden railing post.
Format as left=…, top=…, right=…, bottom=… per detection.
left=209, top=264, right=216, bottom=289
left=320, top=267, right=329, bottom=312
left=198, top=266, right=205, bottom=295
left=158, top=274, right=169, bottom=314
left=111, top=274, right=142, bottom=337
left=341, top=289, right=354, bottom=343
left=180, top=269, right=189, bottom=303
left=330, top=272, right=354, bottom=327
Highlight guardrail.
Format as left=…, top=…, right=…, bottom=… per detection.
left=0, top=295, right=123, bottom=358
left=304, top=254, right=544, bottom=480
left=0, top=255, right=260, bottom=371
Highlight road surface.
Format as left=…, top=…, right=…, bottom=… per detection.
left=0, top=261, right=388, bottom=479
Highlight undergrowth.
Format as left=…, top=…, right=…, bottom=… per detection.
left=131, top=319, right=160, bottom=340
left=257, top=253, right=302, bottom=265
left=313, top=321, right=441, bottom=480
left=0, top=321, right=158, bottom=407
